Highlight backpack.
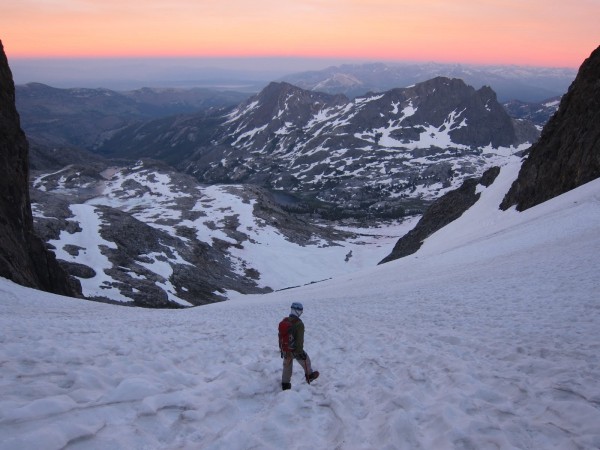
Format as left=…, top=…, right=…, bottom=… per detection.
left=278, top=317, right=296, bottom=353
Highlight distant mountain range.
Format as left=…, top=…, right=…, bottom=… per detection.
left=280, top=62, right=577, bottom=102
left=21, top=74, right=545, bottom=306
left=14, top=68, right=553, bottom=223
left=97, top=77, right=539, bottom=218
left=15, top=61, right=571, bottom=151
left=16, top=83, right=250, bottom=148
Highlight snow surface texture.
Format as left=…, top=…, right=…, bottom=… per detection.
left=2, top=159, right=600, bottom=449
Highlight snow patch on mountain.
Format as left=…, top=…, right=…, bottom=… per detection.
left=49, top=204, right=129, bottom=302
left=32, top=161, right=415, bottom=304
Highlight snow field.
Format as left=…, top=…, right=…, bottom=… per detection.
left=1, top=163, right=600, bottom=449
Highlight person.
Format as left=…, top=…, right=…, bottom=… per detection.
left=279, top=302, right=319, bottom=391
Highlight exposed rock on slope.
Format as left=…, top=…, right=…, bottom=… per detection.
left=31, top=160, right=269, bottom=306
left=190, top=78, right=536, bottom=198
left=501, top=46, right=600, bottom=211
left=31, top=158, right=366, bottom=307
left=379, top=167, right=500, bottom=264
left=0, top=40, right=78, bottom=296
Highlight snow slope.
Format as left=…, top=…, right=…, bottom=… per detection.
left=1, top=160, right=600, bottom=449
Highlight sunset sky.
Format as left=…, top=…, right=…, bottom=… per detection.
left=2, top=0, right=599, bottom=67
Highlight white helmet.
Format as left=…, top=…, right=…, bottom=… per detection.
left=290, top=302, right=303, bottom=317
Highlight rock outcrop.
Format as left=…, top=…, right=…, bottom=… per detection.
left=501, top=46, right=600, bottom=211
left=0, top=40, right=78, bottom=296
left=379, top=167, right=500, bottom=264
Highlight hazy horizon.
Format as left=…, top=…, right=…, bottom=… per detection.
left=9, top=55, right=579, bottom=92
left=9, top=56, right=365, bottom=90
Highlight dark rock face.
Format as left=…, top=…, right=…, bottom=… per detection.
left=0, top=40, right=78, bottom=296
left=379, top=166, right=500, bottom=264
left=501, top=46, right=600, bottom=211
left=401, top=79, right=516, bottom=148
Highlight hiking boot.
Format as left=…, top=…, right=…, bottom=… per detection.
left=306, top=371, right=319, bottom=384
left=282, top=382, right=291, bottom=391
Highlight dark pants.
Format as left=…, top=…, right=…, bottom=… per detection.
left=282, top=352, right=312, bottom=384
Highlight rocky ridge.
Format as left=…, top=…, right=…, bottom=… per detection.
left=30, top=160, right=269, bottom=306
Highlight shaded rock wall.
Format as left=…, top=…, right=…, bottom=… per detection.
left=501, top=46, right=600, bottom=211
left=0, top=40, right=78, bottom=296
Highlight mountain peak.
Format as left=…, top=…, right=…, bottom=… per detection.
left=223, top=81, right=347, bottom=139
left=256, top=80, right=347, bottom=104
left=259, top=81, right=301, bottom=96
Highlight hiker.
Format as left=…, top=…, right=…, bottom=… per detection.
left=278, top=302, right=319, bottom=390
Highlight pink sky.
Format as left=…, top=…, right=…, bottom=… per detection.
left=2, top=0, right=599, bottom=67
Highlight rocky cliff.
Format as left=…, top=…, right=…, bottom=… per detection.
left=0, top=40, right=78, bottom=296
left=501, top=46, right=600, bottom=211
